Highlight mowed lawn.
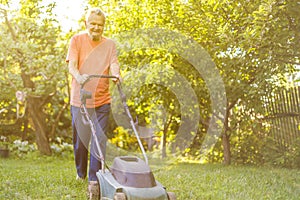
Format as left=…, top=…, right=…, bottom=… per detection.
left=0, top=155, right=299, bottom=200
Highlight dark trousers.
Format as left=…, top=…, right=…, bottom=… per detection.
left=71, top=104, right=110, bottom=181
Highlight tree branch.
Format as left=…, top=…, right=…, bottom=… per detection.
left=2, top=8, right=17, bottom=40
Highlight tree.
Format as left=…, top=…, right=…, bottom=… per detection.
left=0, top=0, right=68, bottom=155
left=0, top=0, right=294, bottom=162
left=191, top=0, right=300, bottom=164
left=82, top=0, right=297, bottom=163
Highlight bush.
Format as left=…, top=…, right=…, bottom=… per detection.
left=262, top=136, right=300, bottom=168
left=0, top=135, right=74, bottom=159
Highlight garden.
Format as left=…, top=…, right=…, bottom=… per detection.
left=1, top=0, right=300, bottom=199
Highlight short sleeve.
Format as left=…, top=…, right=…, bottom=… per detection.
left=110, top=41, right=119, bottom=66
left=66, top=36, right=78, bottom=63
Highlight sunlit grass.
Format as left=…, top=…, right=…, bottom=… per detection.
left=155, top=163, right=300, bottom=200
left=0, top=155, right=87, bottom=199
left=1, top=153, right=299, bottom=200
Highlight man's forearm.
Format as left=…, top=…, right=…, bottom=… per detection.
left=110, top=63, right=119, bottom=75
left=68, top=60, right=80, bottom=78
left=110, top=63, right=121, bottom=82
left=68, top=60, right=89, bottom=84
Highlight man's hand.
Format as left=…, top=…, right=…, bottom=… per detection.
left=75, top=74, right=89, bottom=85
left=112, top=74, right=122, bottom=83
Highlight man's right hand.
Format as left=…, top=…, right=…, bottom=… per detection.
left=75, top=74, right=89, bottom=85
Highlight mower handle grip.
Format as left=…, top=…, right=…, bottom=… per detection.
left=80, top=75, right=119, bottom=89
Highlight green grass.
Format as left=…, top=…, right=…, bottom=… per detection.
left=154, top=164, right=300, bottom=200
left=1, top=154, right=299, bottom=200
left=0, top=155, right=87, bottom=200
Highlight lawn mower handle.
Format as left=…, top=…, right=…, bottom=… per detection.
left=80, top=75, right=119, bottom=104
left=80, top=74, right=119, bottom=89
left=116, top=82, right=149, bottom=165
left=79, top=75, right=119, bottom=173
left=80, top=75, right=149, bottom=165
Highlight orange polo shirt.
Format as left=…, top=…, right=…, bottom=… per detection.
left=66, top=32, right=119, bottom=108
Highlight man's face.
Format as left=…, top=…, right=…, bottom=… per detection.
left=86, top=14, right=105, bottom=41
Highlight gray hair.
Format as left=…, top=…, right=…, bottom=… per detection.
left=85, top=8, right=105, bottom=21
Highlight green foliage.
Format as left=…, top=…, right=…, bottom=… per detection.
left=10, top=139, right=37, bottom=157
left=88, top=0, right=300, bottom=164
left=263, top=137, right=300, bottom=168
left=110, top=126, right=140, bottom=151
left=1, top=0, right=300, bottom=163
left=0, top=0, right=70, bottom=147
left=50, top=137, right=73, bottom=157
left=0, top=135, right=73, bottom=159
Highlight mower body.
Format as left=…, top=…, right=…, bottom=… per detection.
left=96, top=156, right=170, bottom=200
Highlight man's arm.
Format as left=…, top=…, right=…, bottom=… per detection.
left=110, top=63, right=121, bottom=82
left=68, top=60, right=89, bottom=84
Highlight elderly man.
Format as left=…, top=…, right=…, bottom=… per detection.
left=66, top=7, right=121, bottom=199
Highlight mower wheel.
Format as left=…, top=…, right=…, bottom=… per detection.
left=167, top=192, right=176, bottom=200
left=114, top=192, right=126, bottom=200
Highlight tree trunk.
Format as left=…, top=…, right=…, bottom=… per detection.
left=222, top=132, right=231, bottom=165
left=21, top=117, right=29, bottom=141
left=162, top=131, right=167, bottom=159
left=222, top=102, right=234, bottom=165
left=27, top=97, right=52, bottom=155
left=161, top=116, right=172, bottom=159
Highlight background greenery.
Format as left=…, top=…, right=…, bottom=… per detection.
left=0, top=0, right=299, bottom=168
left=0, top=1, right=300, bottom=199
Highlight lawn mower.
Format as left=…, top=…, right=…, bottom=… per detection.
left=80, top=75, right=176, bottom=200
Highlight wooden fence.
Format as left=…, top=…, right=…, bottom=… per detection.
left=264, top=86, right=300, bottom=147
